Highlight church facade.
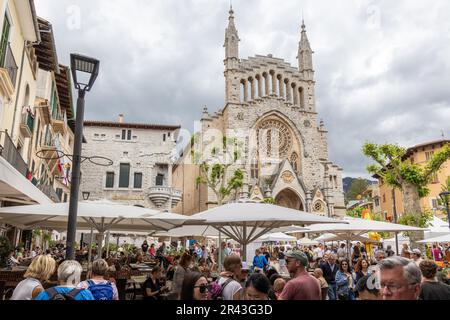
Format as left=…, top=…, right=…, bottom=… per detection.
left=172, top=8, right=345, bottom=218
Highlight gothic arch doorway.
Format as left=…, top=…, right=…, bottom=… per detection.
left=275, top=188, right=304, bottom=210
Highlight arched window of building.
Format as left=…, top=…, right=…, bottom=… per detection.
left=250, top=156, right=259, bottom=180
left=299, top=87, right=305, bottom=108
left=290, top=152, right=298, bottom=172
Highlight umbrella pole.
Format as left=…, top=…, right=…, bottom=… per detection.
left=242, top=223, right=247, bottom=262
left=395, top=232, right=399, bottom=256
left=87, top=227, right=93, bottom=271
left=347, top=238, right=350, bottom=266
left=218, top=230, right=222, bottom=272
left=98, top=232, right=104, bottom=260
left=105, top=231, right=110, bottom=258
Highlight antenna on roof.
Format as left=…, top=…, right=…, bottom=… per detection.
left=441, top=129, right=445, bottom=139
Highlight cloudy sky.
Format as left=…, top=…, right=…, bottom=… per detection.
left=35, top=0, right=450, bottom=178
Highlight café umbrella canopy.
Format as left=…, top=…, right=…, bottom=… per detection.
left=424, top=216, right=450, bottom=239
left=184, top=201, right=343, bottom=260
left=0, top=200, right=201, bottom=231
left=0, top=200, right=204, bottom=256
left=313, top=233, right=381, bottom=244
left=258, top=232, right=296, bottom=242
left=285, top=216, right=427, bottom=263
left=295, top=216, right=428, bottom=234
left=417, top=234, right=450, bottom=243
left=296, top=237, right=319, bottom=246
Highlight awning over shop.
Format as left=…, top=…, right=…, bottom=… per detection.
left=0, top=156, right=52, bottom=205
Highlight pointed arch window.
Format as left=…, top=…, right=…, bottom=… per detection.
left=251, top=156, right=259, bottom=179
left=290, top=152, right=299, bottom=173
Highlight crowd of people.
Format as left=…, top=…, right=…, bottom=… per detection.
left=4, top=239, right=450, bottom=300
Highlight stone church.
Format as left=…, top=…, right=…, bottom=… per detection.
left=172, top=8, right=345, bottom=218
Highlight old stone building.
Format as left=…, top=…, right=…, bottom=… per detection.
left=80, top=115, right=182, bottom=211
left=172, top=8, right=345, bottom=217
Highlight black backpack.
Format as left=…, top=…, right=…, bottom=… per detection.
left=45, top=287, right=82, bottom=300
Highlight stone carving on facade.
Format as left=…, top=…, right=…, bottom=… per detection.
left=250, top=185, right=264, bottom=202
left=281, top=171, right=294, bottom=184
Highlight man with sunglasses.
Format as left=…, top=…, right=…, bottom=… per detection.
left=278, top=251, right=321, bottom=300
left=378, top=256, right=422, bottom=300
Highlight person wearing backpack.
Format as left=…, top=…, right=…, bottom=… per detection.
left=77, top=259, right=118, bottom=300
left=35, top=260, right=94, bottom=300
left=214, top=255, right=243, bottom=300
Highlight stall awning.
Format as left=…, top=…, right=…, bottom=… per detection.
left=0, top=156, right=52, bottom=204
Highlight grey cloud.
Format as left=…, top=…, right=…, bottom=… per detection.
left=35, top=0, right=450, bottom=178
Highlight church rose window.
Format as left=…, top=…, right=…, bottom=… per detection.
left=257, top=119, right=292, bottom=159
left=313, top=201, right=324, bottom=212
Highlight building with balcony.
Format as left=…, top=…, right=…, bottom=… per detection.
left=28, top=18, right=75, bottom=204
left=0, top=5, right=78, bottom=248
left=0, top=0, right=55, bottom=247
left=80, top=115, right=182, bottom=211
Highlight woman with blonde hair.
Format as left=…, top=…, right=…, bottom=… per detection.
left=11, top=255, right=56, bottom=300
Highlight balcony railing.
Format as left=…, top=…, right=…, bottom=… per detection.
left=148, top=186, right=183, bottom=208
left=1, top=43, right=18, bottom=86
left=43, top=131, right=55, bottom=147
left=0, top=130, right=27, bottom=177
left=37, top=184, right=61, bottom=203
left=20, top=110, right=35, bottom=137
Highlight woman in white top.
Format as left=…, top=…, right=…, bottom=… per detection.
left=11, top=255, right=56, bottom=300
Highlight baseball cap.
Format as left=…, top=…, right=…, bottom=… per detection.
left=412, top=249, right=421, bottom=255
left=284, top=250, right=308, bottom=267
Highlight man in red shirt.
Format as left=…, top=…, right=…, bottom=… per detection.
left=278, top=251, right=321, bottom=300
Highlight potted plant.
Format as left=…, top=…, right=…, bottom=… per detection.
left=0, top=236, right=12, bottom=268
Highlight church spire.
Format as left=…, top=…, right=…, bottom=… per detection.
left=224, top=4, right=239, bottom=60
left=297, top=20, right=314, bottom=73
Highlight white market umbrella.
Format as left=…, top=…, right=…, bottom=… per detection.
left=296, top=237, right=319, bottom=246
left=154, top=225, right=221, bottom=238
left=314, top=233, right=340, bottom=242
left=0, top=200, right=201, bottom=231
left=184, top=201, right=342, bottom=260
left=0, top=200, right=203, bottom=256
left=417, top=234, right=450, bottom=243
left=424, top=216, right=450, bottom=239
left=315, top=233, right=380, bottom=244
left=297, top=216, right=427, bottom=234
left=290, top=216, right=427, bottom=264
left=258, top=232, right=296, bottom=242
left=383, top=234, right=410, bottom=252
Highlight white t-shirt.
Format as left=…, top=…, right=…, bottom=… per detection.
left=337, top=248, right=347, bottom=259
left=11, top=278, right=41, bottom=300
left=218, top=277, right=242, bottom=300
left=314, top=247, right=324, bottom=259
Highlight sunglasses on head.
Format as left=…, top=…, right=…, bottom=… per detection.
left=194, top=284, right=208, bottom=293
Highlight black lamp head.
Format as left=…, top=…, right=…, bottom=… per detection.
left=70, top=53, right=100, bottom=92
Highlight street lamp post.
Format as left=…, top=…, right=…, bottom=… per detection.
left=439, top=191, right=450, bottom=230
left=66, top=54, right=100, bottom=260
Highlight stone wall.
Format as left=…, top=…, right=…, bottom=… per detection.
left=80, top=125, right=178, bottom=211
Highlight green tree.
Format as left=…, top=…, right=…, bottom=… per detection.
left=437, top=176, right=450, bottom=212
left=363, top=142, right=450, bottom=220
left=346, top=178, right=370, bottom=201
left=346, top=207, right=363, bottom=218
left=194, top=136, right=244, bottom=206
